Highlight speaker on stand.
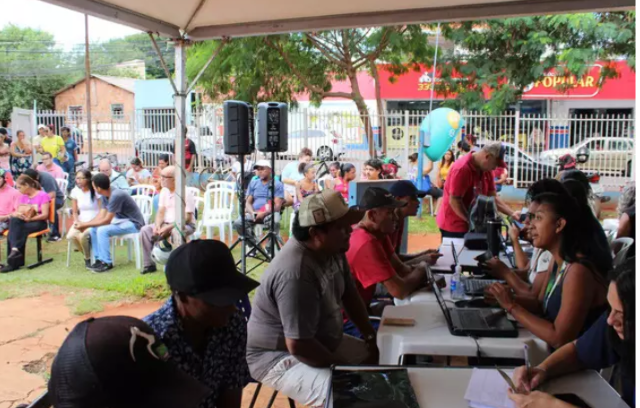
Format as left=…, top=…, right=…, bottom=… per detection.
left=256, top=102, right=288, bottom=259
left=223, top=101, right=270, bottom=275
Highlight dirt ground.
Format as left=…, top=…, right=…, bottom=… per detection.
left=0, top=294, right=302, bottom=408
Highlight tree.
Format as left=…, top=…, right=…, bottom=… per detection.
left=432, top=12, right=636, bottom=112
left=188, top=27, right=434, bottom=156
left=69, top=33, right=175, bottom=79
left=0, top=25, right=71, bottom=120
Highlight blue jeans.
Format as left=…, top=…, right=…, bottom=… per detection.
left=90, top=221, right=139, bottom=265
left=343, top=318, right=380, bottom=340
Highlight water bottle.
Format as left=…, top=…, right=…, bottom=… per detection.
left=450, top=265, right=463, bottom=299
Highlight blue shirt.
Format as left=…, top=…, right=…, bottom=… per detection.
left=576, top=312, right=634, bottom=407
left=144, top=297, right=251, bottom=408
left=247, top=177, right=284, bottom=211
left=64, top=138, right=77, bottom=166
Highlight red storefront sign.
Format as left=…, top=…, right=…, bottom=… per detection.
left=378, top=61, right=635, bottom=100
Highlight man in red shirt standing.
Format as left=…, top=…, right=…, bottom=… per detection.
left=436, top=142, right=518, bottom=238
left=344, top=187, right=429, bottom=338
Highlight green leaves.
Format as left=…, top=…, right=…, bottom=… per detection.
left=436, top=12, right=635, bottom=111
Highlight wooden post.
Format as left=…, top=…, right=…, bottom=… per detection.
left=84, top=14, right=93, bottom=169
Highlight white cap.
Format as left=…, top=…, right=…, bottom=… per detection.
left=253, top=160, right=272, bottom=169
left=37, top=124, right=48, bottom=130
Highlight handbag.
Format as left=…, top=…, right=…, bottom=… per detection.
left=16, top=204, right=38, bottom=219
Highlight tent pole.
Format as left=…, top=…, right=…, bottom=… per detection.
left=174, top=39, right=187, bottom=244
left=84, top=14, right=94, bottom=170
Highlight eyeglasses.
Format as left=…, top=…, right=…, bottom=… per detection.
left=160, top=175, right=174, bottom=179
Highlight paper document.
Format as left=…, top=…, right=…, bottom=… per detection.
left=464, top=368, right=515, bottom=408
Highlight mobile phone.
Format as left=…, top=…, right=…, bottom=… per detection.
left=554, top=394, right=591, bottom=408
left=508, top=217, right=524, bottom=229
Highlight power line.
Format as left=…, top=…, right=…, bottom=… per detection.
left=0, top=62, right=151, bottom=77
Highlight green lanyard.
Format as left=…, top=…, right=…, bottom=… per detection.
left=543, top=262, right=566, bottom=313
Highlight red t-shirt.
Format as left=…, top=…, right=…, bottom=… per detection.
left=388, top=219, right=405, bottom=255
left=492, top=165, right=508, bottom=180
left=346, top=227, right=397, bottom=307
left=436, top=153, right=496, bottom=233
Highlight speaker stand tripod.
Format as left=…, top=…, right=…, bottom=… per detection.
left=228, top=153, right=283, bottom=275
left=253, top=152, right=285, bottom=260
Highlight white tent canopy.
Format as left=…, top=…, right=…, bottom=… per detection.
left=43, top=0, right=632, bottom=40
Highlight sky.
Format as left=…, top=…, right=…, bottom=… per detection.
left=1, top=0, right=142, bottom=46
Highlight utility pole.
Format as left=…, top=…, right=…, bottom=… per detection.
left=84, top=14, right=93, bottom=169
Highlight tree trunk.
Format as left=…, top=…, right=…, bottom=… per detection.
left=348, top=70, right=375, bottom=158
left=369, top=60, right=385, bottom=155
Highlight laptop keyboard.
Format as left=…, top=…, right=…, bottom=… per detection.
left=457, top=310, right=490, bottom=330
left=464, top=279, right=493, bottom=293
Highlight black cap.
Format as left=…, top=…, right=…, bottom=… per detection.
left=389, top=180, right=428, bottom=198
left=165, top=240, right=259, bottom=306
left=49, top=316, right=211, bottom=408
left=358, top=187, right=407, bottom=211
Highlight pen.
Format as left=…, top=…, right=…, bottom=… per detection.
left=524, top=344, right=531, bottom=384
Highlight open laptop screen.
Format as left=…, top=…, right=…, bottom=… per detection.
left=432, top=277, right=454, bottom=327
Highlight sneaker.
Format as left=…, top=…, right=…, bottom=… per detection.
left=88, top=261, right=103, bottom=270
left=7, top=249, right=21, bottom=260
left=90, top=262, right=113, bottom=273
left=47, top=235, right=62, bottom=242
left=0, top=264, right=18, bottom=273
left=141, top=265, right=157, bottom=274
left=84, top=259, right=92, bottom=269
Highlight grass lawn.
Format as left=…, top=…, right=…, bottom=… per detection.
left=0, top=213, right=440, bottom=315
left=0, top=236, right=267, bottom=315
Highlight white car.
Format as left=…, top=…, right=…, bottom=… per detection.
left=539, top=137, right=634, bottom=176
left=285, top=129, right=344, bottom=161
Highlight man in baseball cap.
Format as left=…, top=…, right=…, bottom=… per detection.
left=48, top=316, right=211, bottom=408
left=388, top=180, right=442, bottom=265
left=247, top=190, right=377, bottom=407
left=232, top=159, right=285, bottom=246
left=144, top=240, right=258, bottom=408
left=437, top=141, right=517, bottom=239
left=345, top=187, right=429, bottom=336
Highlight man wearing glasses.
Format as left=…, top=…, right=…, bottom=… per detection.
left=232, top=160, right=284, bottom=245
left=140, top=166, right=195, bottom=274
left=98, top=159, right=131, bottom=193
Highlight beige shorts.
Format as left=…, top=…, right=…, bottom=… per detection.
left=260, top=335, right=369, bottom=407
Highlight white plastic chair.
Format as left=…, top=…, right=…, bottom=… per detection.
left=55, top=178, right=70, bottom=235
left=612, top=237, right=634, bottom=267
left=130, top=184, right=156, bottom=197
left=206, top=180, right=236, bottom=193
left=202, top=187, right=235, bottom=244
left=66, top=239, right=95, bottom=267
left=111, top=195, right=153, bottom=269
left=186, top=186, right=201, bottom=201
left=193, top=196, right=205, bottom=240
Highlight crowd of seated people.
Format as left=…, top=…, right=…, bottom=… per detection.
left=41, top=179, right=634, bottom=408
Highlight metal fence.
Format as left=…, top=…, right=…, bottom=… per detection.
left=32, top=107, right=634, bottom=190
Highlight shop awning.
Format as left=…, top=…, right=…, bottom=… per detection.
left=42, top=0, right=633, bottom=40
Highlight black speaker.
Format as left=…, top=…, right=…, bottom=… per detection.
left=223, top=100, right=254, bottom=155
left=257, top=102, right=287, bottom=152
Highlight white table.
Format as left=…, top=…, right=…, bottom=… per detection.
left=377, top=304, right=549, bottom=365
left=326, top=367, right=629, bottom=408
left=395, top=274, right=465, bottom=306
left=431, top=238, right=513, bottom=273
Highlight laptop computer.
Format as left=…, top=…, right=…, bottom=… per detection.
left=451, top=243, right=502, bottom=295
left=430, top=269, right=518, bottom=338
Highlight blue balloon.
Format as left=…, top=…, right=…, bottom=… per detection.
left=419, top=108, right=465, bottom=162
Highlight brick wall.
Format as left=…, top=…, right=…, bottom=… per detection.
left=54, top=78, right=134, bottom=119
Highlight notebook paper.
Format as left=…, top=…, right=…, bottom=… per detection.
left=464, top=368, right=515, bottom=408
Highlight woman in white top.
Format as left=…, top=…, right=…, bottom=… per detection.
left=67, top=169, right=101, bottom=268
